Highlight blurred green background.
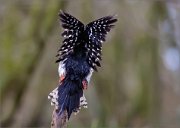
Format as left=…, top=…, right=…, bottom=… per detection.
left=0, top=0, right=180, bottom=128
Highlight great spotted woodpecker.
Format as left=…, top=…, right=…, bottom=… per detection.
left=48, top=10, right=117, bottom=119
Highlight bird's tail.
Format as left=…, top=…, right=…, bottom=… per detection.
left=48, top=78, right=88, bottom=119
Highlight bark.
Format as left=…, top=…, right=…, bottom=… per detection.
left=51, top=108, right=68, bottom=128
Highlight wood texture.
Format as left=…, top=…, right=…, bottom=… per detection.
left=51, top=108, right=68, bottom=128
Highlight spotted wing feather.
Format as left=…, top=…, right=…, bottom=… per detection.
left=56, top=11, right=84, bottom=62
left=85, top=16, right=117, bottom=71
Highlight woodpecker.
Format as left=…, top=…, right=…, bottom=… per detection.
left=48, top=10, right=117, bottom=119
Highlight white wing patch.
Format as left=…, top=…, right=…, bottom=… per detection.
left=86, top=68, right=93, bottom=84
left=58, top=60, right=66, bottom=77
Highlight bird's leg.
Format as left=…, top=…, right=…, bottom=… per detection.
left=82, top=79, right=88, bottom=90
left=59, top=74, right=65, bottom=83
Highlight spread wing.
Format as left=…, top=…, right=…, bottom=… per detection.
left=56, top=11, right=84, bottom=62
left=85, top=15, right=117, bottom=71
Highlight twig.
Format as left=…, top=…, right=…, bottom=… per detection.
left=51, top=107, right=68, bottom=128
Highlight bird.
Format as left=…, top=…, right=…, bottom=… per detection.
left=48, top=10, right=117, bottom=119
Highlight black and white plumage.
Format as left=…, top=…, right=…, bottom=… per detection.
left=48, top=10, right=117, bottom=119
